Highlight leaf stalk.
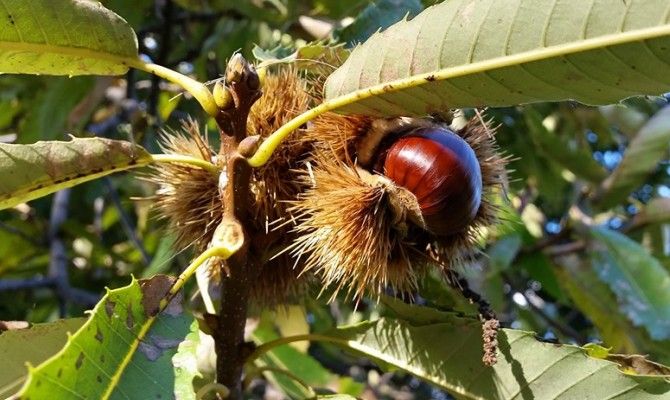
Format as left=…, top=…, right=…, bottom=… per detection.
left=127, top=58, right=219, bottom=117
left=150, top=154, right=219, bottom=174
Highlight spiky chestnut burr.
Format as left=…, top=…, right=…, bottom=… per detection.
left=145, top=120, right=219, bottom=252
left=291, top=116, right=508, bottom=300
left=145, top=68, right=315, bottom=306
left=291, top=116, right=506, bottom=365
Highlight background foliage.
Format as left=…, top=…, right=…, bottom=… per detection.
left=1, top=0, right=670, bottom=399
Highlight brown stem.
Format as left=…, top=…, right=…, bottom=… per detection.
left=212, top=54, right=262, bottom=399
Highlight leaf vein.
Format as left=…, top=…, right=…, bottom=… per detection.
left=502, top=0, right=522, bottom=56
left=581, top=0, right=596, bottom=40
left=436, top=0, right=462, bottom=70
left=541, top=0, right=559, bottom=47
left=508, top=348, right=582, bottom=399
left=467, top=0, right=495, bottom=63
left=549, top=363, right=609, bottom=399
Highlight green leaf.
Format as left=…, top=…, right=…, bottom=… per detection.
left=252, top=313, right=333, bottom=399
left=487, top=234, right=522, bottom=272
left=518, top=251, right=566, bottom=303
left=0, top=0, right=138, bottom=76
left=524, top=107, right=608, bottom=183
left=333, top=0, right=423, bottom=47
left=595, top=106, right=670, bottom=208
left=325, top=299, right=670, bottom=399
left=19, top=77, right=96, bottom=143
left=554, top=252, right=670, bottom=365
left=324, top=0, right=670, bottom=117
left=588, top=227, right=670, bottom=341
left=172, top=321, right=201, bottom=400
left=0, top=137, right=152, bottom=210
left=0, top=318, right=86, bottom=399
left=16, top=275, right=195, bottom=399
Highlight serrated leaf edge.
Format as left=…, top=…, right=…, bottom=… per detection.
left=16, top=279, right=160, bottom=400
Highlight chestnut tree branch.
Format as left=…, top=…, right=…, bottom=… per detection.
left=212, top=54, right=262, bottom=400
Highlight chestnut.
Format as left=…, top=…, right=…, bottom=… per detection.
left=381, top=127, right=482, bottom=236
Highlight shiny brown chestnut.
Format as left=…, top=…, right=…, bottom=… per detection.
left=381, top=127, right=482, bottom=236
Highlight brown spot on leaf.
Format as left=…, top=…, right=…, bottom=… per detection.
left=105, top=300, right=115, bottom=317
left=75, top=352, right=84, bottom=369
left=126, top=307, right=135, bottom=329
left=607, top=354, right=670, bottom=375
left=95, top=327, right=103, bottom=342
left=425, top=75, right=436, bottom=82
left=139, top=275, right=176, bottom=317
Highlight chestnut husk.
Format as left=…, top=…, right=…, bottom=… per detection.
left=290, top=113, right=508, bottom=300
left=148, top=67, right=507, bottom=306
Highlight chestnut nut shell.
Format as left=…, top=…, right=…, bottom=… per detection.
left=382, top=127, right=483, bottom=236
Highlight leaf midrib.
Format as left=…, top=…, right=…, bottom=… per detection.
left=101, top=314, right=158, bottom=400
left=327, top=23, right=670, bottom=102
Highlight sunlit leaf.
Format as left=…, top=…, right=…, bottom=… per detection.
left=0, top=138, right=152, bottom=210
left=16, top=276, right=194, bottom=399
left=554, top=253, right=670, bottom=364
left=0, top=0, right=138, bottom=76
left=588, top=227, right=670, bottom=341
left=173, top=321, right=201, bottom=400
left=0, top=318, right=86, bottom=398
left=252, top=312, right=333, bottom=399
left=321, top=299, right=670, bottom=399
left=274, top=306, right=310, bottom=353
left=325, top=0, right=670, bottom=117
